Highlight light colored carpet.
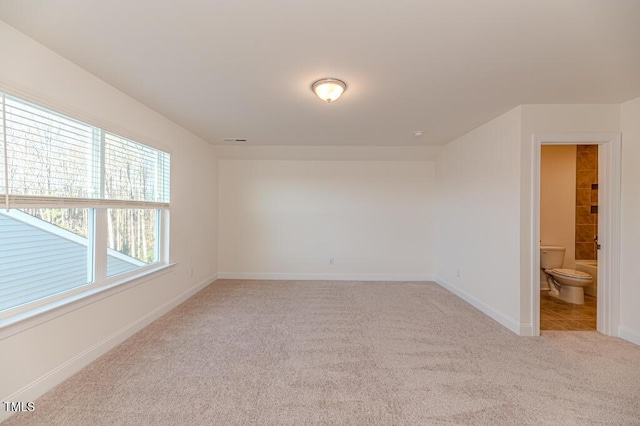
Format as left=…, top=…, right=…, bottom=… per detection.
left=4, top=280, right=640, bottom=425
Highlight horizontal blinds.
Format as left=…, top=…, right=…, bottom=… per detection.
left=4, top=95, right=97, bottom=199
left=0, top=92, right=170, bottom=209
left=105, top=133, right=170, bottom=203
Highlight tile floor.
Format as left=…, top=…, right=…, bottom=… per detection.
left=540, top=291, right=597, bottom=330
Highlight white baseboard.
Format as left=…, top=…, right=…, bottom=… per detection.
left=434, top=275, right=523, bottom=335
left=217, top=272, right=433, bottom=282
left=518, top=323, right=535, bottom=336
left=618, top=325, right=640, bottom=347
left=0, top=273, right=218, bottom=423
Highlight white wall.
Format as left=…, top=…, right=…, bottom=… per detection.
left=619, top=96, right=640, bottom=345
left=219, top=160, right=435, bottom=280
left=434, top=107, right=523, bottom=333
left=540, top=145, right=577, bottom=269
left=0, top=22, right=218, bottom=419
left=215, top=145, right=441, bottom=161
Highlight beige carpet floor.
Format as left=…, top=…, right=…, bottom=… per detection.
left=4, top=280, right=640, bottom=425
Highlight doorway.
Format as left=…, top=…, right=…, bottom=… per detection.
left=539, top=144, right=597, bottom=330
left=531, top=133, right=621, bottom=337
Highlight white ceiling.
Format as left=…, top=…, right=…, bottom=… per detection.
left=1, top=1, right=639, bottom=147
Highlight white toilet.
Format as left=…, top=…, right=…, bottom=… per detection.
left=540, top=246, right=593, bottom=304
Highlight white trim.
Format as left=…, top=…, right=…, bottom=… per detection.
left=519, top=323, right=535, bottom=337
left=434, top=275, right=524, bottom=335
left=0, top=263, right=177, bottom=339
left=8, top=195, right=169, bottom=209
left=618, top=326, right=640, bottom=347
left=0, top=273, right=217, bottom=424
left=160, top=209, right=170, bottom=264
left=93, top=208, right=108, bottom=283
left=217, top=272, right=433, bottom=282
left=530, top=133, right=621, bottom=337
left=597, top=138, right=622, bottom=336
left=87, top=208, right=96, bottom=283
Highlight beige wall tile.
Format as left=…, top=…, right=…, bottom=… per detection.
left=576, top=242, right=595, bottom=260
left=576, top=170, right=597, bottom=188
left=577, top=150, right=597, bottom=170
left=576, top=225, right=596, bottom=243
left=576, top=206, right=595, bottom=224
left=576, top=188, right=590, bottom=206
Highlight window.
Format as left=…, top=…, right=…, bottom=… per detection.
left=0, top=208, right=90, bottom=312
left=0, top=92, right=170, bottom=315
left=107, top=208, right=158, bottom=277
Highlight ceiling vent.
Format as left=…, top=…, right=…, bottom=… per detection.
left=223, top=138, right=247, bottom=142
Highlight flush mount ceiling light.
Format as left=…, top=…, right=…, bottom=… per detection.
left=311, top=78, right=347, bottom=103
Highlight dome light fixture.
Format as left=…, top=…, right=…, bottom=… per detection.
left=311, top=78, right=347, bottom=103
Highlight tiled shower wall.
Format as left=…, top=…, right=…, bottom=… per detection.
left=575, top=145, right=598, bottom=260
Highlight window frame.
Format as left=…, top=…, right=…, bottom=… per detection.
left=0, top=90, right=172, bottom=330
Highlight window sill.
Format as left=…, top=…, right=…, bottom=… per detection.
left=0, top=263, right=176, bottom=340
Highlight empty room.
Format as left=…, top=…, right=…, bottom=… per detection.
left=1, top=1, right=640, bottom=424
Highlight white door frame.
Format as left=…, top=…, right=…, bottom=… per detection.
left=531, top=133, right=621, bottom=336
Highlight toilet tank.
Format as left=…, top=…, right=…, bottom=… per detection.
left=540, top=246, right=565, bottom=269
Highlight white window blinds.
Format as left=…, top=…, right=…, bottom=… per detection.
left=104, top=133, right=170, bottom=203
left=0, top=92, right=170, bottom=209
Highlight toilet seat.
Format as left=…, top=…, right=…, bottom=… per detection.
left=550, top=268, right=592, bottom=281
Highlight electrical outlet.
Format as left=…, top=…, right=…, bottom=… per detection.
left=329, top=258, right=334, bottom=265
left=456, top=269, right=461, bottom=278
left=190, top=268, right=194, bottom=278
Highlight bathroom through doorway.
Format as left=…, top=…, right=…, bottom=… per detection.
left=531, top=133, right=621, bottom=337
left=539, top=145, right=598, bottom=330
